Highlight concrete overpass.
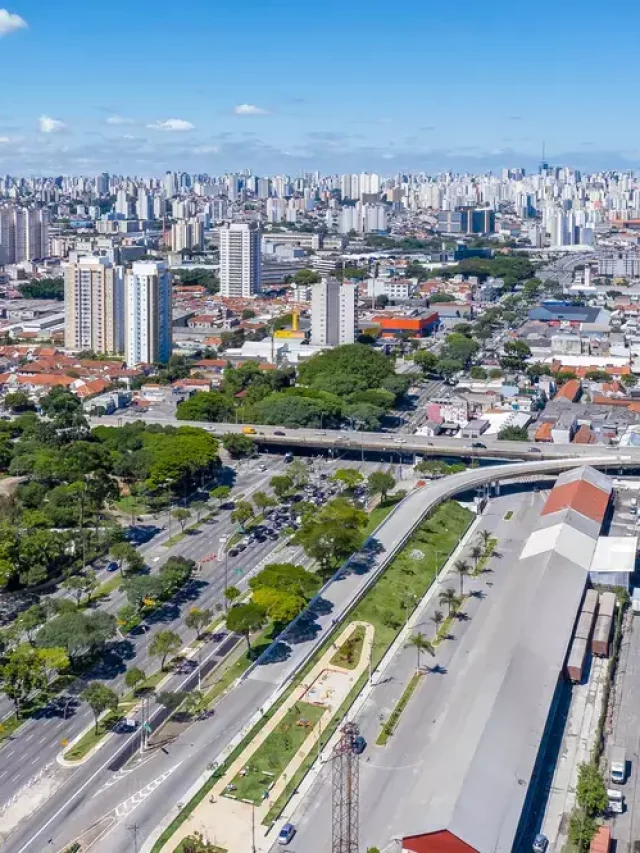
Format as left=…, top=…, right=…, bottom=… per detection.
left=91, top=412, right=640, bottom=464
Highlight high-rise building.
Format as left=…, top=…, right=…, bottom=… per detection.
left=171, top=218, right=204, bottom=252
left=136, top=189, right=153, bottom=221
left=310, top=278, right=357, bottom=346
left=0, top=206, right=49, bottom=264
left=219, top=223, right=261, bottom=298
left=125, top=261, right=172, bottom=365
left=64, top=256, right=125, bottom=354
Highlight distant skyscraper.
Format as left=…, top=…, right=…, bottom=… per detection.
left=136, top=189, right=153, bottom=221
left=115, top=189, right=129, bottom=218
left=125, top=261, right=172, bottom=365
left=219, top=223, right=261, bottom=298
left=310, top=278, right=357, bottom=347
left=0, top=206, right=49, bottom=264
left=171, top=218, right=203, bottom=252
left=64, top=256, right=124, bottom=354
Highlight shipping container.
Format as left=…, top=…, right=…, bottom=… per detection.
left=589, top=826, right=611, bottom=853
left=582, top=589, right=599, bottom=615
left=566, top=638, right=588, bottom=682
left=599, top=591, right=616, bottom=620
left=592, top=614, right=613, bottom=657
left=575, top=611, right=596, bottom=642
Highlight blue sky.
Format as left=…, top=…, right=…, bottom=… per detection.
left=1, top=0, right=639, bottom=175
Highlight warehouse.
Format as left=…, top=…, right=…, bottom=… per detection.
left=402, top=467, right=612, bottom=853
left=589, top=537, right=637, bottom=588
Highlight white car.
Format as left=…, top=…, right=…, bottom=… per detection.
left=393, top=437, right=407, bottom=444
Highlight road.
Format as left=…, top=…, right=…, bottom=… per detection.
left=90, top=413, right=640, bottom=464
left=538, top=251, right=594, bottom=289
left=1, top=454, right=622, bottom=853
left=275, top=488, right=548, bottom=853
left=0, top=454, right=293, bottom=805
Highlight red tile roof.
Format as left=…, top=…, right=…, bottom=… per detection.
left=541, top=480, right=610, bottom=523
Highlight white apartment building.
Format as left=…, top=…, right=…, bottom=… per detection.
left=171, top=218, right=204, bottom=252
left=125, top=261, right=172, bottom=365
left=310, top=278, right=357, bottom=346
left=219, top=223, right=261, bottom=298
left=0, top=207, right=49, bottom=264
left=64, top=256, right=125, bottom=353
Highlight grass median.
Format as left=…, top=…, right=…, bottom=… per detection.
left=152, top=500, right=473, bottom=848
left=377, top=671, right=422, bottom=746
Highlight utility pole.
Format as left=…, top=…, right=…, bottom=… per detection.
left=252, top=802, right=256, bottom=853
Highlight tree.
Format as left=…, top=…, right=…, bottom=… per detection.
left=469, top=544, right=483, bottom=572
left=36, top=610, right=117, bottom=663
left=287, top=459, right=310, bottom=488
left=125, top=666, right=146, bottom=693
left=468, top=366, right=488, bottom=380
left=149, top=630, right=182, bottom=671
left=367, top=470, right=396, bottom=503
left=250, top=562, right=320, bottom=599
left=225, top=586, right=241, bottom=604
left=333, top=468, right=364, bottom=491
left=4, top=392, right=35, bottom=413
left=436, top=358, right=463, bottom=381
left=63, top=574, right=89, bottom=606
left=175, top=391, right=234, bottom=423
left=122, top=574, right=164, bottom=611
left=159, top=557, right=194, bottom=597
left=210, top=485, right=231, bottom=506
left=0, top=646, right=47, bottom=717
left=454, top=559, right=470, bottom=597
left=221, top=433, right=255, bottom=458
left=439, top=587, right=458, bottom=617
left=231, top=501, right=254, bottom=527
left=405, top=632, right=435, bottom=671
left=191, top=501, right=208, bottom=522
left=110, top=541, right=144, bottom=575
left=500, top=339, right=531, bottom=371
left=298, top=344, right=395, bottom=397
left=270, top=474, right=294, bottom=499
left=622, top=373, right=638, bottom=388
left=478, top=529, right=492, bottom=550
left=497, top=425, right=529, bottom=441
left=19, top=604, right=47, bottom=645
left=81, top=682, right=119, bottom=733
left=226, top=602, right=267, bottom=655
left=253, top=491, right=275, bottom=513
left=294, top=497, right=367, bottom=574
left=568, top=813, right=597, bottom=853
left=293, top=269, right=320, bottom=286
left=185, top=607, right=213, bottom=640
left=156, top=690, right=187, bottom=711
left=38, top=646, right=69, bottom=685
left=413, top=350, right=439, bottom=376
left=252, top=586, right=305, bottom=624
left=576, top=762, right=608, bottom=816
left=172, top=507, right=190, bottom=533
left=430, top=610, right=444, bottom=639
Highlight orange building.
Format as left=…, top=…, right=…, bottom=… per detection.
left=373, top=312, right=439, bottom=338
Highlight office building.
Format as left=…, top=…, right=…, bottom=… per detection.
left=125, top=261, right=172, bottom=365
left=64, top=256, right=125, bottom=354
left=310, top=278, right=357, bottom=346
left=219, top=223, right=261, bottom=298
left=436, top=208, right=495, bottom=235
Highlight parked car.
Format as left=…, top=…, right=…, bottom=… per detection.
left=107, top=562, right=119, bottom=572
left=353, top=735, right=366, bottom=754
left=274, top=430, right=286, bottom=436
left=278, top=823, right=296, bottom=845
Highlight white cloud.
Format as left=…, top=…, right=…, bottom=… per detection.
left=233, top=104, right=269, bottom=116
left=0, top=136, right=10, bottom=144
left=146, top=118, right=195, bottom=132
left=106, top=115, right=135, bottom=125
left=39, top=115, right=68, bottom=134
left=194, top=145, right=220, bottom=154
left=0, top=9, right=27, bottom=37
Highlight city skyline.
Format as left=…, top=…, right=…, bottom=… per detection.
left=2, top=0, right=640, bottom=174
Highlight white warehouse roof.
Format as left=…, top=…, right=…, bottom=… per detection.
left=590, top=536, right=637, bottom=576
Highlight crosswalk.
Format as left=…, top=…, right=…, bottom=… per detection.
left=113, top=762, right=183, bottom=819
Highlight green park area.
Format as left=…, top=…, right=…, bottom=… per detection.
left=226, top=701, right=325, bottom=804
left=330, top=625, right=366, bottom=670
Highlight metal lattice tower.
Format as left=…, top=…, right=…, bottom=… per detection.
left=331, top=721, right=360, bottom=853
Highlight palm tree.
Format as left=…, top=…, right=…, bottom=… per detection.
left=478, top=529, right=492, bottom=551
left=405, top=632, right=435, bottom=671
left=454, top=559, right=470, bottom=597
left=439, top=587, right=458, bottom=617
left=430, top=609, right=444, bottom=640
left=469, top=544, right=483, bottom=573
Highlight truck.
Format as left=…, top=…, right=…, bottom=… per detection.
left=242, top=426, right=257, bottom=435
left=607, top=789, right=624, bottom=814
left=610, top=746, right=626, bottom=784
left=589, top=826, right=611, bottom=853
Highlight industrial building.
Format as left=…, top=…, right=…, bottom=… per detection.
left=402, top=467, right=615, bottom=853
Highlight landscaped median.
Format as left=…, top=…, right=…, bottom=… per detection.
left=151, top=500, right=473, bottom=853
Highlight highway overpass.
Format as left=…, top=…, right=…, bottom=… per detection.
left=91, top=412, right=640, bottom=464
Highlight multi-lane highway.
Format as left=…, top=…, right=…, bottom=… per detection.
left=2, top=454, right=625, bottom=853
left=91, top=413, right=640, bottom=463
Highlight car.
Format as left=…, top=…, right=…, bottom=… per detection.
left=278, top=823, right=296, bottom=845
left=529, top=447, right=542, bottom=453
left=471, top=442, right=486, bottom=449
left=274, top=430, right=286, bottom=436
left=532, top=834, right=548, bottom=853
left=393, top=437, right=407, bottom=444
left=236, top=543, right=247, bottom=553
left=269, top=532, right=278, bottom=540
left=106, top=561, right=119, bottom=572
left=228, top=547, right=239, bottom=557
left=258, top=464, right=267, bottom=471
left=220, top=501, right=235, bottom=511
left=353, top=735, right=366, bottom=754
